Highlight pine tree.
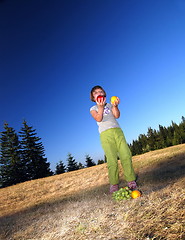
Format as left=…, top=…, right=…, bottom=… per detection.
left=138, top=134, right=149, bottom=153
left=158, top=125, right=168, bottom=148
left=78, top=162, right=84, bottom=169
left=171, top=121, right=182, bottom=145
left=155, top=130, right=163, bottom=150
left=0, top=123, right=25, bottom=188
left=55, top=160, right=66, bottom=174
left=85, top=154, right=96, bottom=167
left=19, top=120, right=52, bottom=180
left=147, top=127, right=157, bottom=151
left=129, top=139, right=143, bottom=155
left=179, top=116, right=185, bottom=143
left=97, top=159, right=104, bottom=164
left=66, top=153, right=79, bottom=172
left=165, top=125, right=173, bottom=147
left=134, top=139, right=143, bottom=155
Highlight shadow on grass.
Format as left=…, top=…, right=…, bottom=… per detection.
left=0, top=183, right=110, bottom=240
left=137, top=151, right=185, bottom=191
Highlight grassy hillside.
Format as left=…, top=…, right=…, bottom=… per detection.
left=0, top=144, right=185, bottom=240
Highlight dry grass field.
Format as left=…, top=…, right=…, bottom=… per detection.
left=0, top=144, right=185, bottom=240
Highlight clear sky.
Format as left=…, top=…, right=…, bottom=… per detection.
left=1, top=0, right=185, bottom=171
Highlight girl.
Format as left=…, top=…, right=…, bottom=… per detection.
left=90, top=85, right=137, bottom=193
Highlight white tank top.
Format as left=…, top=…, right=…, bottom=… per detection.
left=90, top=103, right=120, bottom=133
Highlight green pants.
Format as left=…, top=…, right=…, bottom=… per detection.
left=100, top=128, right=136, bottom=185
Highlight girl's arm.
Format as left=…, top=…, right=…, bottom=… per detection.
left=111, top=97, right=120, bottom=118
left=112, top=105, right=120, bottom=118
left=90, top=97, right=106, bottom=122
left=91, top=107, right=104, bottom=122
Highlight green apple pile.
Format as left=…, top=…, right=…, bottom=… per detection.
left=112, top=186, right=132, bottom=201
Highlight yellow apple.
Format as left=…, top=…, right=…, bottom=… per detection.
left=111, top=96, right=118, bottom=104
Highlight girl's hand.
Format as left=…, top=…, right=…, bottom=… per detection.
left=96, top=96, right=106, bottom=106
left=112, top=97, right=120, bottom=107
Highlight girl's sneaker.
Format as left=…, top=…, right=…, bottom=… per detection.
left=110, top=184, right=119, bottom=193
left=128, top=180, right=137, bottom=190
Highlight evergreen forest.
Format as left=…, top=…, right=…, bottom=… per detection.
left=0, top=121, right=53, bottom=188
left=129, top=116, right=185, bottom=155
left=0, top=117, right=185, bottom=188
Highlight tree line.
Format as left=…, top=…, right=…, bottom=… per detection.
left=55, top=153, right=102, bottom=174
left=129, top=116, right=185, bottom=155
left=0, top=121, right=105, bottom=188
left=1, top=116, right=184, bottom=188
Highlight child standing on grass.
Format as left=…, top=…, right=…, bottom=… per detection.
left=90, top=85, right=137, bottom=194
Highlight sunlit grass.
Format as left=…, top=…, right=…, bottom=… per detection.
left=0, top=144, right=185, bottom=240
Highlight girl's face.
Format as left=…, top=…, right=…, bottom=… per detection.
left=92, top=88, right=105, bottom=101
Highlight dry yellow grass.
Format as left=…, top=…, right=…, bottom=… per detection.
left=0, top=144, right=185, bottom=240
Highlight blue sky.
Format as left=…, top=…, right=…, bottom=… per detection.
left=1, top=0, right=185, bottom=171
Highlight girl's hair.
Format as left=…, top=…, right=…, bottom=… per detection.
left=90, top=85, right=106, bottom=102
